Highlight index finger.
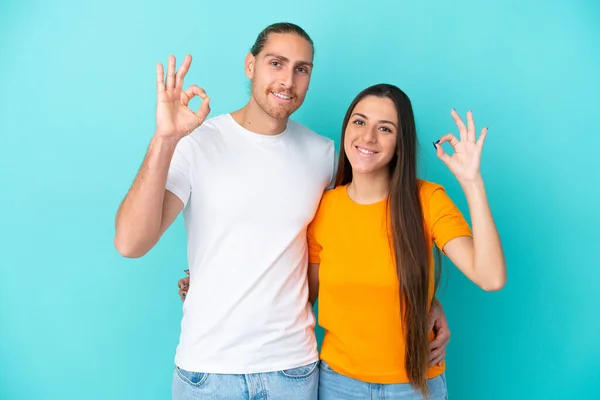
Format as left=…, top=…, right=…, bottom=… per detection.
left=429, top=331, right=449, bottom=350
left=437, top=133, right=460, bottom=148
left=176, top=54, right=192, bottom=90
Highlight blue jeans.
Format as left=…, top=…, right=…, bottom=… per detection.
left=318, top=360, right=448, bottom=400
left=172, top=361, right=319, bottom=399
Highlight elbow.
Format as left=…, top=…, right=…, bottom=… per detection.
left=482, top=280, right=505, bottom=292
left=113, top=234, right=149, bottom=259
left=481, top=271, right=507, bottom=292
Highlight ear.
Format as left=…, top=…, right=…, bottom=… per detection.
left=244, top=53, right=255, bottom=80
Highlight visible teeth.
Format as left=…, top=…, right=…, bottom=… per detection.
left=357, top=147, right=375, bottom=155
left=273, top=92, right=291, bottom=100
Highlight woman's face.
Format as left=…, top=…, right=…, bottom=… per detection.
left=343, top=95, right=398, bottom=177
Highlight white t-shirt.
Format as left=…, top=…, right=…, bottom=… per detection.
left=166, top=113, right=335, bottom=374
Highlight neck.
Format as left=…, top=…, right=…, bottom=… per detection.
left=347, top=169, right=390, bottom=204
left=231, top=97, right=288, bottom=135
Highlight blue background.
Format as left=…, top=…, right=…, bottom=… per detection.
left=1, top=0, right=599, bottom=398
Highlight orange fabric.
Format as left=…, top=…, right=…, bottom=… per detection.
left=307, top=180, right=472, bottom=384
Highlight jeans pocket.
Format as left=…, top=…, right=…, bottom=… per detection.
left=175, top=366, right=209, bottom=386
left=427, top=373, right=448, bottom=400
left=280, top=361, right=319, bottom=379
left=318, top=360, right=336, bottom=374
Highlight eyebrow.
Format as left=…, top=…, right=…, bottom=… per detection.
left=263, top=53, right=313, bottom=67
left=351, top=113, right=397, bottom=128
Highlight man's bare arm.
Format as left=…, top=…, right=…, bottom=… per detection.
left=114, top=137, right=183, bottom=257
left=113, top=54, right=210, bottom=258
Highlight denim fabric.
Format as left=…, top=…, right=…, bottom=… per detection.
left=172, top=361, right=319, bottom=400
left=318, top=360, right=447, bottom=400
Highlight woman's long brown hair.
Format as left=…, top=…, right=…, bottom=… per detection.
left=335, top=84, right=441, bottom=397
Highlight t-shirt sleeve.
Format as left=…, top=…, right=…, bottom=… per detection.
left=425, top=184, right=473, bottom=251
left=165, top=137, right=193, bottom=208
left=307, top=200, right=326, bottom=264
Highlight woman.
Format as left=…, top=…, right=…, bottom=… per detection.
left=178, top=83, right=505, bottom=399
left=306, top=84, right=505, bottom=399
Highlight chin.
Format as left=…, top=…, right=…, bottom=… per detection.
left=348, top=159, right=388, bottom=176
left=348, top=164, right=376, bottom=175
left=268, top=105, right=297, bottom=120
left=269, top=109, right=293, bottom=119
left=352, top=168, right=378, bottom=175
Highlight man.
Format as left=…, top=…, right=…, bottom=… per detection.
left=114, top=22, right=449, bottom=399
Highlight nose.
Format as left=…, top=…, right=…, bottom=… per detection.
left=361, top=125, right=378, bottom=144
left=279, top=67, right=295, bottom=90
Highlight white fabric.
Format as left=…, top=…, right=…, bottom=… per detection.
left=166, top=113, right=335, bottom=373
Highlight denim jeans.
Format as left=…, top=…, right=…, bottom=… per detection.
left=318, top=360, right=448, bottom=400
left=172, top=361, right=319, bottom=400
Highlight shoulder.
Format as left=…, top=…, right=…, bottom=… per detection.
left=319, top=185, right=346, bottom=210
left=287, top=119, right=334, bottom=149
left=311, top=185, right=345, bottom=229
left=175, top=114, right=230, bottom=150
left=417, top=179, right=451, bottom=215
left=417, top=179, right=445, bottom=200
left=321, top=185, right=339, bottom=201
left=418, top=179, right=464, bottom=220
left=190, top=114, right=230, bottom=137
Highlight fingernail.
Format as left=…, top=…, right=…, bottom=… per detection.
left=432, top=141, right=437, bottom=149
left=182, top=293, right=186, bottom=298
left=435, top=139, right=440, bottom=144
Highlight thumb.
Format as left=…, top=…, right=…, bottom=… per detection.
left=433, top=140, right=452, bottom=166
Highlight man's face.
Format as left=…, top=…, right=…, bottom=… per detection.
left=246, top=33, right=314, bottom=120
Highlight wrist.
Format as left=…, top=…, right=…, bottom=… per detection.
left=151, top=133, right=181, bottom=146
left=459, top=176, right=489, bottom=205
left=459, top=176, right=485, bottom=193
left=149, top=134, right=180, bottom=155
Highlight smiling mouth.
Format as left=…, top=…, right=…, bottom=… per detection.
left=355, top=145, right=379, bottom=156
left=270, top=91, right=293, bottom=102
